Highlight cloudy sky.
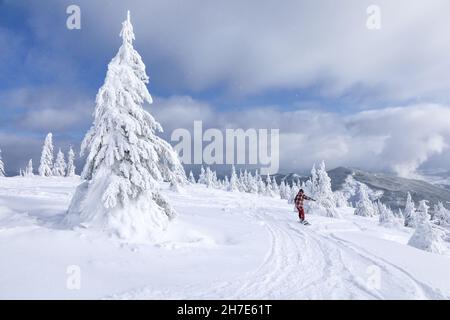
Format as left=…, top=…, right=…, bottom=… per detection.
left=1, top=0, right=450, bottom=176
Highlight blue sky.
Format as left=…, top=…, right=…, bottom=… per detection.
left=2, top=0, right=450, bottom=176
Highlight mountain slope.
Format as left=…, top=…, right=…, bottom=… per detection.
left=328, top=167, right=450, bottom=210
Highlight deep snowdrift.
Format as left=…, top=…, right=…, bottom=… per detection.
left=0, top=176, right=449, bottom=299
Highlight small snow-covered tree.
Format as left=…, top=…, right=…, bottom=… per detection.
left=204, top=167, right=214, bottom=188
left=66, top=146, right=76, bottom=177
left=198, top=166, right=206, bottom=185
left=65, top=11, right=186, bottom=241
left=433, top=202, right=450, bottom=228
left=404, top=192, right=416, bottom=228
left=0, top=148, right=5, bottom=177
left=335, top=191, right=349, bottom=208
left=247, top=171, right=258, bottom=194
left=257, top=174, right=266, bottom=195
left=288, top=182, right=300, bottom=204
left=188, top=170, right=196, bottom=184
left=53, top=149, right=67, bottom=177
left=378, top=201, right=400, bottom=228
left=228, top=165, right=239, bottom=192
left=25, top=159, right=34, bottom=177
left=354, top=184, right=375, bottom=217
left=307, top=161, right=338, bottom=217
left=265, top=174, right=274, bottom=196
left=279, top=181, right=288, bottom=200
left=408, top=200, right=446, bottom=254
left=271, top=177, right=280, bottom=198
left=38, top=133, right=54, bottom=177
left=223, top=175, right=230, bottom=190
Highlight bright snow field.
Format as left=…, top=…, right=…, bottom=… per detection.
left=0, top=176, right=449, bottom=299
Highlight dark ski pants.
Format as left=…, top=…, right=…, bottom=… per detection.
left=297, top=206, right=305, bottom=221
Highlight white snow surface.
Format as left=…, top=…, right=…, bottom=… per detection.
left=1, top=176, right=450, bottom=299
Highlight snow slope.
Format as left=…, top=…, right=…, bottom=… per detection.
left=0, top=176, right=449, bottom=299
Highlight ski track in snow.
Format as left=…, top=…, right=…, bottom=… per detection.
left=112, top=202, right=447, bottom=300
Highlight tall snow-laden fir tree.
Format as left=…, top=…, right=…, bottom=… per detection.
left=66, top=146, right=76, bottom=177
left=408, top=200, right=445, bottom=254
left=404, top=192, right=416, bottom=228
left=25, top=159, right=34, bottom=177
left=0, top=148, right=5, bottom=177
left=39, top=133, right=54, bottom=177
left=65, top=11, right=186, bottom=241
left=53, top=149, right=67, bottom=177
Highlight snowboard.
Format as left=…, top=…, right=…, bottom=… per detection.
left=299, top=220, right=311, bottom=226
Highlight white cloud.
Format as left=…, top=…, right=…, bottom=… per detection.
left=18, top=0, right=450, bottom=102
left=152, top=97, right=450, bottom=176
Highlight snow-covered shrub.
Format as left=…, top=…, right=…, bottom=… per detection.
left=408, top=200, right=446, bottom=254
left=354, top=184, right=375, bottom=217
left=38, top=133, right=54, bottom=177
left=403, top=192, right=416, bottom=228
left=66, top=147, right=76, bottom=177
left=65, top=12, right=186, bottom=242
left=53, top=149, right=67, bottom=177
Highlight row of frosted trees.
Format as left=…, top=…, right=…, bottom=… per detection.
left=190, top=161, right=341, bottom=218
left=354, top=182, right=450, bottom=254
left=19, top=133, right=76, bottom=177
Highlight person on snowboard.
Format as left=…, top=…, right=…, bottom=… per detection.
left=295, top=189, right=315, bottom=224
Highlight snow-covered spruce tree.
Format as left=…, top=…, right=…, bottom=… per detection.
left=247, top=171, right=258, bottom=194
left=257, top=173, right=266, bottom=195
left=53, top=149, right=67, bottom=177
left=433, top=202, right=450, bottom=228
left=378, top=201, right=400, bottom=228
left=307, top=161, right=338, bottom=217
left=265, top=174, right=274, bottom=196
left=198, top=166, right=206, bottom=185
left=271, top=177, right=280, bottom=198
left=188, top=170, right=196, bottom=184
left=279, top=181, right=288, bottom=200
left=404, top=192, right=416, bottom=228
left=204, top=167, right=213, bottom=188
left=335, top=191, right=349, bottom=208
left=228, top=165, right=239, bottom=192
left=0, top=148, right=5, bottom=177
left=66, top=146, right=76, bottom=177
left=288, top=182, right=300, bottom=204
left=65, top=11, right=186, bottom=241
left=223, top=175, right=230, bottom=190
left=25, top=159, right=34, bottom=177
left=408, top=200, right=446, bottom=254
left=38, top=133, right=54, bottom=177
left=354, top=184, right=375, bottom=217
